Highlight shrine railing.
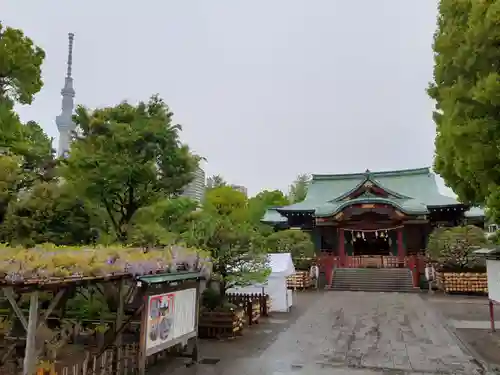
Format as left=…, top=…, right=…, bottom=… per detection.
left=317, top=254, right=426, bottom=273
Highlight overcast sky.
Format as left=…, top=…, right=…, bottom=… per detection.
left=2, top=0, right=452, bottom=196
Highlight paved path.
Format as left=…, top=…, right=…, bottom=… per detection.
left=167, top=292, right=483, bottom=375
left=451, top=319, right=499, bottom=329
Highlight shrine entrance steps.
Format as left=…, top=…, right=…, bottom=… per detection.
left=327, top=268, right=419, bottom=293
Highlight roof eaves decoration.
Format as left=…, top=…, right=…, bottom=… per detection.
left=332, top=171, right=410, bottom=202
left=314, top=197, right=428, bottom=218
left=275, top=201, right=315, bottom=214
left=311, top=167, right=431, bottom=181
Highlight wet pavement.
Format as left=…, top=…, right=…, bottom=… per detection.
left=426, top=294, right=500, bottom=370
left=160, top=292, right=483, bottom=375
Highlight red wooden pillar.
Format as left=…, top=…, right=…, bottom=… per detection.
left=322, top=256, right=334, bottom=288
left=338, top=228, right=346, bottom=267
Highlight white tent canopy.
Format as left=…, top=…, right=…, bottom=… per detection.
left=268, top=252, right=295, bottom=277
left=227, top=253, right=295, bottom=312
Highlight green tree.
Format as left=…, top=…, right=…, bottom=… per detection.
left=428, top=0, right=500, bottom=217
left=203, top=185, right=248, bottom=221
left=0, top=24, right=53, bottom=224
left=62, top=95, right=199, bottom=242
left=426, top=225, right=487, bottom=269
left=265, top=229, right=315, bottom=265
left=289, top=174, right=310, bottom=203
left=248, top=189, right=289, bottom=223
left=1, top=182, right=95, bottom=246
left=184, top=213, right=269, bottom=298
left=0, top=22, right=45, bottom=105
left=127, top=197, right=200, bottom=248
left=0, top=112, right=54, bottom=224
left=206, top=174, right=226, bottom=190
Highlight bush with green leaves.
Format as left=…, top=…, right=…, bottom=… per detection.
left=426, top=225, right=487, bottom=270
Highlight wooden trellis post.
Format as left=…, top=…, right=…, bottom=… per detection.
left=23, top=291, right=39, bottom=375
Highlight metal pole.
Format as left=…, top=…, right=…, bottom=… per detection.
left=489, top=299, right=496, bottom=332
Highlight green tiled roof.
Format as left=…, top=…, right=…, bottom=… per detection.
left=261, top=208, right=288, bottom=223
left=314, top=196, right=429, bottom=217
left=137, top=271, right=203, bottom=284
left=267, top=168, right=463, bottom=222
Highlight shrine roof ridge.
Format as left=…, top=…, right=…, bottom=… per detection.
left=311, top=167, right=431, bottom=181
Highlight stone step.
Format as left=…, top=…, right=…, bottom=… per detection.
left=333, top=279, right=414, bottom=284
left=330, top=268, right=415, bottom=292
left=332, top=283, right=414, bottom=289
left=332, top=279, right=414, bottom=284
left=327, top=286, right=420, bottom=293
left=334, top=273, right=412, bottom=278
left=333, top=274, right=411, bottom=278
left=335, top=268, right=410, bottom=275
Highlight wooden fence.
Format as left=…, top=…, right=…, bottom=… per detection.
left=0, top=342, right=184, bottom=375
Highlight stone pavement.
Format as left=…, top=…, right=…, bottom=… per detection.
left=451, top=319, right=499, bottom=329
left=162, top=292, right=483, bottom=375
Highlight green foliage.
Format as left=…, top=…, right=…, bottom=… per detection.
left=429, top=0, right=500, bottom=218
left=0, top=22, right=45, bottom=105
left=248, top=189, right=289, bottom=223
left=65, top=287, right=110, bottom=320
left=0, top=108, right=54, bottom=224
left=127, top=197, right=199, bottom=248
left=62, top=95, right=199, bottom=242
left=265, top=229, right=315, bottom=264
left=0, top=155, right=22, bottom=211
left=426, top=225, right=487, bottom=269
left=1, top=182, right=95, bottom=246
left=489, top=230, right=500, bottom=245
left=201, top=288, right=223, bottom=311
left=288, top=174, right=310, bottom=203
left=203, top=186, right=248, bottom=221
left=183, top=213, right=269, bottom=296
left=127, top=221, right=174, bottom=250
left=152, top=197, right=199, bottom=233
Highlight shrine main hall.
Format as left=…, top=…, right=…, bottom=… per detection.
left=261, top=167, right=485, bottom=284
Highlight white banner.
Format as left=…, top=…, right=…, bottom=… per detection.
left=145, top=288, right=197, bottom=353
left=488, top=260, right=500, bottom=302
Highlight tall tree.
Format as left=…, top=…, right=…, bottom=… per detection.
left=289, top=174, right=310, bottom=203
left=248, top=189, right=289, bottom=223
left=206, top=174, right=226, bottom=190
left=183, top=213, right=269, bottom=298
left=203, top=185, right=248, bottom=220
left=428, top=0, right=500, bottom=218
left=0, top=24, right=53, bottom=224
left=0, top=22, right=45, bottom=106
left=63, top=95, right=199, bottom=242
